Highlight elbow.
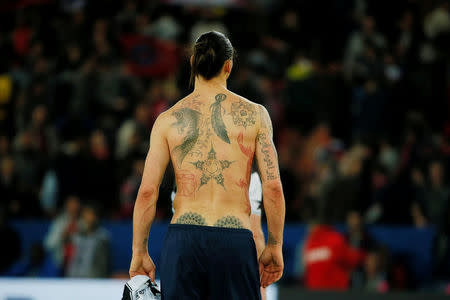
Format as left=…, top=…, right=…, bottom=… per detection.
left=137, top=185, right=158, bottom=201
left=263, top=181, right=285, bottom=211
left=263, top=181, right=284, bottom=201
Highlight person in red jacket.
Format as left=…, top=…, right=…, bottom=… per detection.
left=303, top=222, right=366, bottom=290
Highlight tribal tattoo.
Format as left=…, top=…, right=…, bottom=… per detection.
left=257, top=133, right=279, bottom=180
left=210, top=94, right=230, bottom=144
left=191, top=145, right=234, bottom=189
left=230, top=100, right=256, bottom=128
left=214, top=216, right=244, bottom=229
left=175, top=212, right=206, bottom=225
left=171, top=108, right=201, bottom=167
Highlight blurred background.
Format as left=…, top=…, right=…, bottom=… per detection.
left=0, top=0, right=450, bottom=298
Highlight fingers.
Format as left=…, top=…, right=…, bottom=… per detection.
left=260, top=270, right=283, bottom=288
left=259, top=262, right=263, bottom=277
left=149, top=268, right=155, bottom=282
left=261, top=269, right=271, bottom=288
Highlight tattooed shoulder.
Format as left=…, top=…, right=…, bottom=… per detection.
left=214, top=216, right=244, bottom=229
left=175, top=212, right=206, bottom=225
left=230, top=99, right=257, bottom=128
left=259, top=105, right=273, bottom=137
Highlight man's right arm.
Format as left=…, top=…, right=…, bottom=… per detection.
left=255, top=105, right=286, bottom=287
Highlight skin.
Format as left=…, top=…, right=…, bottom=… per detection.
left=129, top=58, right=285, bottom=289
left=250, top=214, right=267, bottom=300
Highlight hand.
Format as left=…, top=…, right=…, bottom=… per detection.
left=259, top=246, right=283, bottom=288
left=129, top=252, right=155, bottom=281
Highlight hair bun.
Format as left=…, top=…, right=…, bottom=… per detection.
left=195, top=41, right=209, bottom=54
left=204, top=47, right=216, bottom=61
left=190, top=31, right=234, bottom=84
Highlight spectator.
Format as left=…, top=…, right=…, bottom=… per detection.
left=344, top=16, right=387, bottom=79
left=44, top=195, right=81, bottom=273
left=12, top=129, right=45, bottom=216
left=67, top=204, right=110, bottom=278
left=345, top=210, right=377, bottom=288
left=116, top=102, right=150, bottom=160
left=27, top=104, right=58, bottom=156
left=303, top=217, right=366, bottom=290
left=413, top=160, right=450, bottom=278
left=323, top=147, right=364, bottom=223
left=420, top=1, right=450, bottom=64
left=413, top=160, right=449, bottom=227
left=83, top=130, right=117, bottom=213
left=346, top=210, right=376, bottom=251
left=378, top=140, right=399, bottom=176
left=362, top=251, right=389, bottom=292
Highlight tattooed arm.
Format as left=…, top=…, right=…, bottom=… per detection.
left=255, top=105, right=286, bottom=288
left=130, top=114, right=170, bottom=280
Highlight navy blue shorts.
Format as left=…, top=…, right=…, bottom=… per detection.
left=160, top=224, right=261, bottom=300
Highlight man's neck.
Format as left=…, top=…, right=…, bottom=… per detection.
left=194, top=76, right=227, bottom=93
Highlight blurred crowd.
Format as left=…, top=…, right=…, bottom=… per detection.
left=0, top=0, right=450, bottom=291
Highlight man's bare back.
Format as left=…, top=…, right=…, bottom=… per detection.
left=130, top=32, right=284, bottom=297
left=157, top=90, right=274, bottom=229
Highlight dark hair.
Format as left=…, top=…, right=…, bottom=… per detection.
left=190, top=31, right=235, bottom=85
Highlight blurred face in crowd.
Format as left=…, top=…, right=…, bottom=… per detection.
left=372, top=169, right=388, bottom=190
left=147, top=82, right=164, bottom=102
left=31, top=105, right=47, bottom=127
left=365, top=252, right=380, bottom=277
left=347, top=211, right=362, bottom=234
left=34, top=58, right=48, bottom=75
left=400, top=12, right=413, bottom=31
left=67, top=44, right=81, bottom=65
left=362, top=16, right=375, bottom=35
left=0, top=135, right=10, bottom=155
left=135, top=103, right=149, bottom=125
left=339, top=154, right=362, bottom=177
left=90, top=130, right=109, bottom=159
left=1, top=156, right=15, bottom=178
left=81, top=206, right=98, bottom=232
left=429, top=161, right=444, bottom=187
left=282, top=11, right=299, bottom=29
left=65, top=196, right=81, bottom=219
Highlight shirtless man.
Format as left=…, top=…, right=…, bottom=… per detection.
left=129, top=31, right=285, bottom=299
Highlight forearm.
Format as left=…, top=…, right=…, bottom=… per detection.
left=132, top=186, right=158, bottom=254
left=250, top=215, right=265, bottom=258
left=263, top=181, right=285, bottom=247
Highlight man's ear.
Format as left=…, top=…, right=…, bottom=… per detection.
left=224, top=60, right=233, bottom=75
left=190, top=55, right=194, bottom=66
